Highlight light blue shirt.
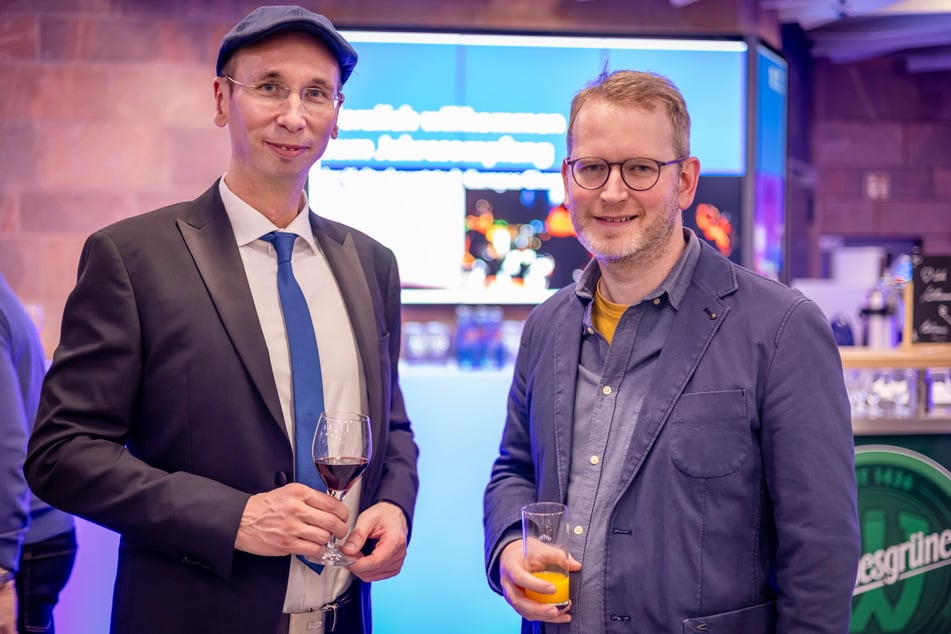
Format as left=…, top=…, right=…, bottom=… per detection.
left=561, top=230, right=700, bottom=634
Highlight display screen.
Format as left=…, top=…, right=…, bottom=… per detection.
left=309, top=30, right=749, bottom=303
left=753, top=43, right=788, bottom=281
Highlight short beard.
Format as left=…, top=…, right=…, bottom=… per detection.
left=576, top=200, right=682, bottom=268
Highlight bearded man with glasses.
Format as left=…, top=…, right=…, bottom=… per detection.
left=26, top=6, right=419, bottom=634
left=483, top=70, right=860, bottom=633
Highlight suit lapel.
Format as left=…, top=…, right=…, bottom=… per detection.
left=618, top=246, right=734, bottom=489
left=552, top=298, right=585, bottom=501
left=311, top=217, right=383, bottom=432
left=177, top=185, right=286, bottom=434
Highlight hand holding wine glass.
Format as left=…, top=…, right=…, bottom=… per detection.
left=312, top=411, right=372, bottom=566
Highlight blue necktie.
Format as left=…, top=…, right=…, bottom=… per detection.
left=262, top=231, right=325, bottom=575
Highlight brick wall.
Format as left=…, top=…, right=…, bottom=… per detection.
left=805, top=57, right=951, bottom=276
left=0, top=0, right=241, bottom=351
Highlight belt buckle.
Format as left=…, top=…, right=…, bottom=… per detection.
left=317, top=601, right=338, bottom=632
left=316, top=589, right=352, bottom=632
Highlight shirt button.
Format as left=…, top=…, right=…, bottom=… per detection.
left=602, top=386, right=612, bottom=395
left=653, top=298, right=661, bottom=305
left=590, top=455, right=600, bottom=465
left=574, top=525, right=584, bottom=535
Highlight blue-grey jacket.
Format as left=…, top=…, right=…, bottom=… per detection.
left=0, top=274, right=74, bottom=575
left=484, top=239, right=860, bottom=633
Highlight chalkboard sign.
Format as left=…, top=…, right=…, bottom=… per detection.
left=909, top=254, right=951, bottom=345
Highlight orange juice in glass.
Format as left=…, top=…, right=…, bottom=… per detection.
left=521, top=502, right=571, bottom=608
left=525, top=570, right=570, bottom=605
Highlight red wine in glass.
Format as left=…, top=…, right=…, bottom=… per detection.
left=314, top=457, right=368, bottom=494
left=311, top=412, right=372, bottom=566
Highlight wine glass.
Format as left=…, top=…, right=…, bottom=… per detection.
left=312, top=411, right=372, bottom=566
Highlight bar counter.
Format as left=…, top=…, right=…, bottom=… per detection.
left=842, top=344, right=951, bottom=633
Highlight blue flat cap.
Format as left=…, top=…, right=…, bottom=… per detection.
left=217, top=5, right=358, bottom=84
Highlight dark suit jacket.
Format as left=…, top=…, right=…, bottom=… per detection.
left=484, top=239, right=860, bottom=633
left=25, top=181, right=419, bottom=634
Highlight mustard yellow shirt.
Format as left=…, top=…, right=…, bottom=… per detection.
left=592, top=279, right=629, bottom=344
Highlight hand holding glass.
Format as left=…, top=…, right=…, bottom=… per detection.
left=521, top=502, right=571, bottom=608
left=312, top=411, right=372, bottom=566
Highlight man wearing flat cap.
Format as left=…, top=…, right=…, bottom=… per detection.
left=25, top=6, right=419, bottom=634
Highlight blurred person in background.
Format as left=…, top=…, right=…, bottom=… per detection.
left=24, top=6, right=418, bottom=634
left=0, top=273, right=76, bottom=634
left=483, top=70, right=859, bottom=633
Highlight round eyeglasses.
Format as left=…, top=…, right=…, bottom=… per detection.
left=565, top=156, right=687, bottom=191
left=223, top=75, right=344, bottom=112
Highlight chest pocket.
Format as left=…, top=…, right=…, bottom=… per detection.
left=669, top=390, right=749, bottom=478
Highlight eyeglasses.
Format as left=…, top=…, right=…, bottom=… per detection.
left=565, top=156, right=687, bottom=191
left=222, top=75, right=344, bottom=112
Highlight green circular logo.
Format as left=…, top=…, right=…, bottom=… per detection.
left=852, top=445, right=951, bottom=633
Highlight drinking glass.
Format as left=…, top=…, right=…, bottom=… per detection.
left=312, top=411, right=372, bottom=566
left=521, top=502, right=571, bottom=608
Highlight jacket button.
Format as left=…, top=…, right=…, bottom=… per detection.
left=275, top=471, right=289, bottom=486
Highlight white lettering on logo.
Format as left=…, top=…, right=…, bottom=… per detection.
left=855, top=529, right=951, bottom=594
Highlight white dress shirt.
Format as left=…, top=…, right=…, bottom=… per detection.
left=219, top=176, right=366, bottom=613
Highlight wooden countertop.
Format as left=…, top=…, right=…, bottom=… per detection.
left=839, top=344, right=951, bottom=369
left=853, top=416, right=951, bottom=435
